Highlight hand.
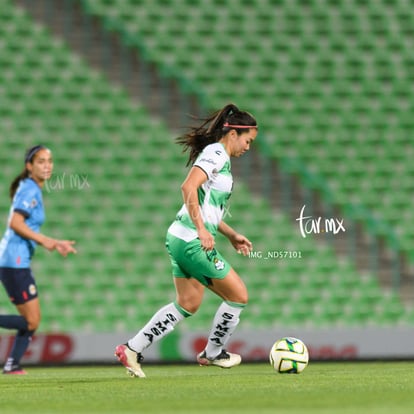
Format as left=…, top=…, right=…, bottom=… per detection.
left=198, top=227, right=215, bottom=251
left=230, top=233, right=253, bottom=256
left=55, top=240, right=77, bottom=257
left=41, top=237, right=58, bottom=252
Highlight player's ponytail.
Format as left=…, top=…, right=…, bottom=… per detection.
left=9, top=145, right=46, bottom=199
left=9, top=170, right=30, bottom=199
left=176, top=103, right=257, bottom=166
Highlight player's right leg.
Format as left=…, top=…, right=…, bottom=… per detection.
left=114, top=344, right=146, bottom=378
left=115, top=281, right=201, bottom=377
left=114, top=302, right=188, bottom=378
left=115, top=238, right=203, bottom=378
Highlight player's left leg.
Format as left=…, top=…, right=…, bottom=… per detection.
left=197, top=268, right=248, bottom=368
left=3, top=298, right=40, bottom=374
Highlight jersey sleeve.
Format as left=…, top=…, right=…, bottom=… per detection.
left=13, top=182, right=39, bottom=218
left=194, top=145, right=227, bottom=180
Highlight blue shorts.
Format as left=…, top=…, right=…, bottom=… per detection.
left=0, top=267, right=38, bottom=305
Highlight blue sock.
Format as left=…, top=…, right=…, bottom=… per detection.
left=9, top=329, right=35, bottom=366
left=0, top=315, right=28, bottom=330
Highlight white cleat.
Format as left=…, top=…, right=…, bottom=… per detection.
left=115, top=344, right=146, bottom=378
left=197, top=350, right=242, bottom=369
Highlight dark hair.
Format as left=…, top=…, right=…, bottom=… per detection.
left=9, top=145, right=46, bottom=199
left=176, top=103, right=257, bottom=166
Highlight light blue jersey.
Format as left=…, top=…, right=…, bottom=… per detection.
left=0, top=178, right=45, bottom=268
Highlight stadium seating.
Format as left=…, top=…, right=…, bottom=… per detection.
left=80, top=0, right=414, bottom=260
left=0, top=0, right=413, bottom=334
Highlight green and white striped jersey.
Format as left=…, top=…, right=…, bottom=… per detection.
left=168, top=143, right=232, bottom=242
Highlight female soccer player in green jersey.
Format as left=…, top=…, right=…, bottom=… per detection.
left=115, top=103, right=258, bottom=377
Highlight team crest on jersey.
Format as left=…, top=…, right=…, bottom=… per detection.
left=23, top=199, right=37, bottom=209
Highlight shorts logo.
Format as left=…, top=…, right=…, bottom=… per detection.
left=213, top=258, right=225, bottom=271
left=29, top=284, right=37, bottom=296
left=206, top=249, right=225, bottom=271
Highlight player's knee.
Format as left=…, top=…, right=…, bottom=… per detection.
left=229, top=285, right=248, bottom=305
left=177, top=298, right=201, bottom=315
left=184, top=302, right=201, bottom=314
left=237, top=293, right=249, bottom=305
left=27, top=321, right=40, bottom=331
left=26, top=315, right=41, bottom=331
left=229, top=289, right=248, bottom=306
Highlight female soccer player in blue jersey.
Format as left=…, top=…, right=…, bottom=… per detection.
left=115, top=103, right=258, bottom=377
left=0, top=145, right=77, bottom=374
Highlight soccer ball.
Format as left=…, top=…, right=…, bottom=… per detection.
left=269, top=337, right=309, bottom=374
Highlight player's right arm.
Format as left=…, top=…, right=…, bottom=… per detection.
left=180, top=166, right=214, bottom=251
left=10, top=212, right=76, bottom=256
left=10, top=211, right=54, bottom=248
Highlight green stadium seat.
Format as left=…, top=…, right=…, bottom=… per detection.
left=1, top=0, right=413, bottom=333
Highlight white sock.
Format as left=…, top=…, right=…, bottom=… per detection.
left=204, top=301, right=245, bottom=359
left=128, top=302, right=191, bottom=353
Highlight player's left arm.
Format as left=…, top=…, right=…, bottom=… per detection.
left=218, top=221, right=253, bottom=256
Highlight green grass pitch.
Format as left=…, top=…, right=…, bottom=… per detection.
left=1, top=362, right=414, bottom=414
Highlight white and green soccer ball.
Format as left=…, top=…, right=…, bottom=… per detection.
left=269, top=337, right=309, bottom=374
